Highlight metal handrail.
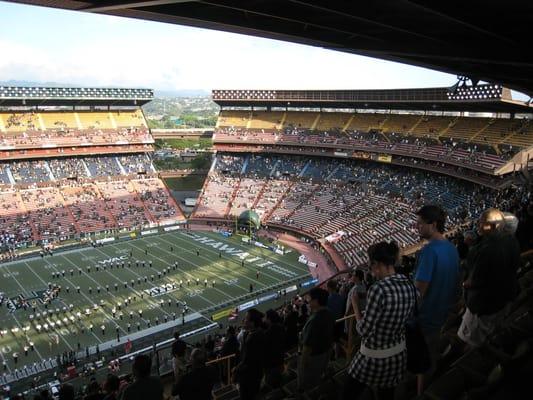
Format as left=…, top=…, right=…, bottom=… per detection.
left=206, top=353, right=236, bottom=385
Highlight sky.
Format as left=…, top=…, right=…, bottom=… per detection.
left=0, top=1, right=459, bottom=92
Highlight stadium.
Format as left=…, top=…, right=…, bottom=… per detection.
left=0, top=1, right=532, bottom=400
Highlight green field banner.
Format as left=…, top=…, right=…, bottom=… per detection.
left=212, top=308, right=234, bottom=321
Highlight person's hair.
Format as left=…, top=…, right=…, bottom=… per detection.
left=173, top=331, right=180, bottom=340
left=104, top=374, right=120, bottom=393
left=265, top=309, right=282, bottom=324
left=367, top=241, right=400, bottom=267
left=326, top=280, right=338, bottom=291
left=246, top=308, right=264, bottom=328
left=132, top=354, right=152, bottom=378
left=226, top=325, right=235, bottom=336
left=58, top=384, right=75, bottom=400
left=416, top=205, right=447, bottom=233
left=309, top=287, right=329, bottom=306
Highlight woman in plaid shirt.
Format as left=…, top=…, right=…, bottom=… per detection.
left=344, top=242, right=417, bottom=400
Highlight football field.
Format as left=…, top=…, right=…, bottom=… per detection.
left=0, top=230, right=311, bottom=380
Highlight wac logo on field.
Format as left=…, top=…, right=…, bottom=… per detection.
left=98, top=255, right=128, bottom=265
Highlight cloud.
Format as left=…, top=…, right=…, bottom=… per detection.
left=0, top=10, right=455, bottom=91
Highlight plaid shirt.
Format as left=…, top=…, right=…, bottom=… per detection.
left=348, top=273, right=417, bottom=388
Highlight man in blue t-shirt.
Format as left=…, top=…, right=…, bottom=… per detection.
left=414, top=205, right=460, bottom=385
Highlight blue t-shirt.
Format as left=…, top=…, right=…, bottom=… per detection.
left=415, top=239, right=460, bottom=334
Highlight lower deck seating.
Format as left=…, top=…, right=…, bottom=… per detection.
left=194, top=153, right=506, bottom=267
left=131, top=178, right=183, bottom=225
left=20, top=187, right=77, bottom=241
left=96, top=180, right=152, bottom=229
left=61, top=184, right=116, bottom=233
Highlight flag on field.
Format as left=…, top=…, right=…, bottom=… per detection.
left=124, top=339, right=132, bottom=353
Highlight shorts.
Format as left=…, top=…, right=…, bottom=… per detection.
left=457, top=305, right=510, bottom=348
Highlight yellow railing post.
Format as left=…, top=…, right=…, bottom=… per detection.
left=227, top=356, right=231, bottom=385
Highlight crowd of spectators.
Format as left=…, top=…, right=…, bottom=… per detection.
left=194, top=153, right=524, bottom=268
left=84, top=157, right=123, bottom=178
left=6, top=195, right=531, bottom=400
left=0, top=110, right=151, bottom=150
left=133, top=179, right=181, bottom=225
left=119, top=155, right=153, bottom=174
left=134, top=202, right=532, bottom=399
left=0, top=154, right=155, bottom=184
left=0, top=174, right=183, bottom=248
left=10, top=161, right=51, bottom=184
left=214, top=127, right=518, bottom=172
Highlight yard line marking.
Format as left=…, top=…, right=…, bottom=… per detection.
left=160, top=233, right=306, bottom=285
left=23, top=260, right=101, bottom=349
left=174, top=230, right=310, bottom=274
left=124, top=238, right=252, bottom=301
left=154, top=235, right=271, bottom=289
left=65, top=246, right=214, bottom=327
left=1, top=263, right=53, bottom=358
left=71, top=248, right=178, bottom=319
left=41, top=257, right=127, bottom=336
left=120, top=241, right=218, bottom=307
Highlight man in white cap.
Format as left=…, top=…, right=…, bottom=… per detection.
left=458, top=208, right=521, bottom=348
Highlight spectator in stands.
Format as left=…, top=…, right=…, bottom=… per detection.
left=297, top=302, right=309, bottom=333
left=58, top=384, right=75, bottom=400
left=298, top=287, right=335, bottom=392
left=283, top=303, right=299, bottom=351
left=233, top=308, right=265, bottom=400
left=345, top=270, right=367, bottom=321
left=516, top=201, right=533, bottom=250
left=414, top=205, right=460, bottom=384
left=345, top=242, right=417, bottom=400
left=120, top=355, right=163, bottom=400
left=326, top=280, right=344, bottom=322
left=458, top=208, right=521, bottom=348
left=84, top=380, right=104, bottom=400
left=503, top=211, right=519, bottom=235
left=457, top=230, right=478, bottom=260
left=171, top=331, right=187, bottom=383
left=263, top=309, right=286, bottom=389
left=103, top=374, right=120, bottom=400
left=326, top=280, right=345, bottom=356
left=172, top=348, right=217, bottom=400
left=220, top=326, right=240, bottom=362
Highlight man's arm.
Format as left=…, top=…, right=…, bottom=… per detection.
left=414, top=247, right=435, bottom=299
left=414, top=281, right=430, bottom=298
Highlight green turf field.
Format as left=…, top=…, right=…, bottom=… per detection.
left=0, top=230, right=311, bottom=379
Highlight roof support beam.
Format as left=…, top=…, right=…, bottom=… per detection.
left=401, top=0, right=516, bottom=45
left=288, top=0, right=448, bottom=45
left=82, top=0, right=197, bottom=13
left=200, top=1, right=385, bottom=43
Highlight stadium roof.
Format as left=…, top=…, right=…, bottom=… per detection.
left=0, top=86, right=153, bottom=107
left=212, top=85, right=533, bottom=113
left=6, top=1, right=533, bottom=97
